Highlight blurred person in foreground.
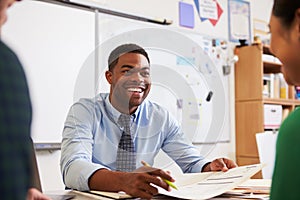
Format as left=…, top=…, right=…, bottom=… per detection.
left=0, top=0, right=50, bottom=199
left=268, top=0, right=300, bottom=199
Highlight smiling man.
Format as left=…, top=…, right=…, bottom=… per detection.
left=60, top=43, right=236, bottom=199
left=106, top=46, right=151, bottom=115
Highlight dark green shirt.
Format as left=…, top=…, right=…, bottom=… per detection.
left=0, top=40, right=32, bottom=199
left=270, top=107, right=300, bottom=199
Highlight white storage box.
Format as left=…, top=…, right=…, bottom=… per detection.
left=264, top=104, right=282, bottom=129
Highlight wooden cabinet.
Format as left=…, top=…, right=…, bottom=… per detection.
left=234, top=44, right=300, bottom=178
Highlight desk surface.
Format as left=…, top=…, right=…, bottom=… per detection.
left=45, top=179, right=271, bottom=200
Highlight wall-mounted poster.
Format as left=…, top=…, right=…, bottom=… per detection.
left=228, top=0, right=251, bottom=43
left=194, top=0, right=223, bottom=26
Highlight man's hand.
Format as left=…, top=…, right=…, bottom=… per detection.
left=89, top=167, right=175, bottom=200
left=202, top=158, right=237, bottom=172
left=119, top=166, right=175, bottom=199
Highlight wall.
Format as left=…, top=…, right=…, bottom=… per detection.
left=2, top=0, right=272, bottom=191
left=251, top=0, right=273, bottom=22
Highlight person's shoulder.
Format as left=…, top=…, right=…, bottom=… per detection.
left=0, top=40, right=18, bottom=59
left=75, top=93, right=108, bottom=107
left=291, top=106, right=300, bottom=115
left=282, top=107, right=300, bottom=126
left=141, top=100, right=172, bottom=118
left=0, top=40, right=10, bottom=52
left=278, top=107, right=300, bottom=143
left=0, top=40, right=29, bottom=93
left=0, top=40, right=23, bottom=75
left=69, top=94, right=108, bottom=118
left=143, top=100, right=167, bottom=111
left=140, top=100, right=179, bottom=127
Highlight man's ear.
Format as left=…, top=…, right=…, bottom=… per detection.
left=105, top=71, right=113, bottom=84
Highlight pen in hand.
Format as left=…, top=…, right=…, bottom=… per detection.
left=141, top=161, right=178, bottom=190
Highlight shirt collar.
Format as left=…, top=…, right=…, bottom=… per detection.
left=104, top=95, right=138, bottom=122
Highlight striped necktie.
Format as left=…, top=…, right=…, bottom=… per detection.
left=116, top=114, right=136, bottom=171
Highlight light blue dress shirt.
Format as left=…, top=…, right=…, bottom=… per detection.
left=61, top=93, right=209, bottom=190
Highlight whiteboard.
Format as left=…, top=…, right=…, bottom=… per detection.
left=2, top=1, right=95, bottom=142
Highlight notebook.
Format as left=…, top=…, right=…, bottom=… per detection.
left=30, top=139, right=75, bottom=200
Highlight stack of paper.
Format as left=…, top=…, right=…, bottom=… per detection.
left=86, top=164, right=264, bottom=200
left=158, top=164, right=264, bottom=199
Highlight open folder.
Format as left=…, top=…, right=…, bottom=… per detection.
left=87, top=164, right=264, bottom=199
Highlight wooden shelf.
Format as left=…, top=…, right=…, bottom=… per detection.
left=234, top=45, right=299, bottom=178
left=263, top=45, right=273, bottom=55
left=263, top=61, right=282, bottom=74
left=263, top=98, right=300, bottom=106
left=263, top=45, right=282, bottom=73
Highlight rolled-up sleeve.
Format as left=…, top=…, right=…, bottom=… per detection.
left=60, top=99, right=108, bottom=191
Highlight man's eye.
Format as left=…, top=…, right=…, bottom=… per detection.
left=140, top=71, right=150, bottom=77
left=123, top=70, right=132, bottom=75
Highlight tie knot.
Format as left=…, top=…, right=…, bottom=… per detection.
left=118, top=114, right=131, bottom=128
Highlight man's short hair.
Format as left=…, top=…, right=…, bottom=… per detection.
left=108, top=43, right=150, bottom=71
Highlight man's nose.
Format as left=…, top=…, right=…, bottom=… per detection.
left=130, top=71, right=144, bottom=81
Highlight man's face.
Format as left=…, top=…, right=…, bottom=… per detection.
left=0, top=0, right=16, bottom=31
left=106, top=52, right=151, bottom=113
left=269, top=12, right=300, bottom=85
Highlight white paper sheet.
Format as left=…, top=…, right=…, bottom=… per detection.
left=256, top=131, right=278, bottom=179
left=158, top=164, right=264, bottom=200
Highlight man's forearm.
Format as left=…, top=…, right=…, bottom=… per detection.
left=88, top=169, right=126, bottom=192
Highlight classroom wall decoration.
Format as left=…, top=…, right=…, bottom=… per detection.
left=193, top=0, right=223, bottom=26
